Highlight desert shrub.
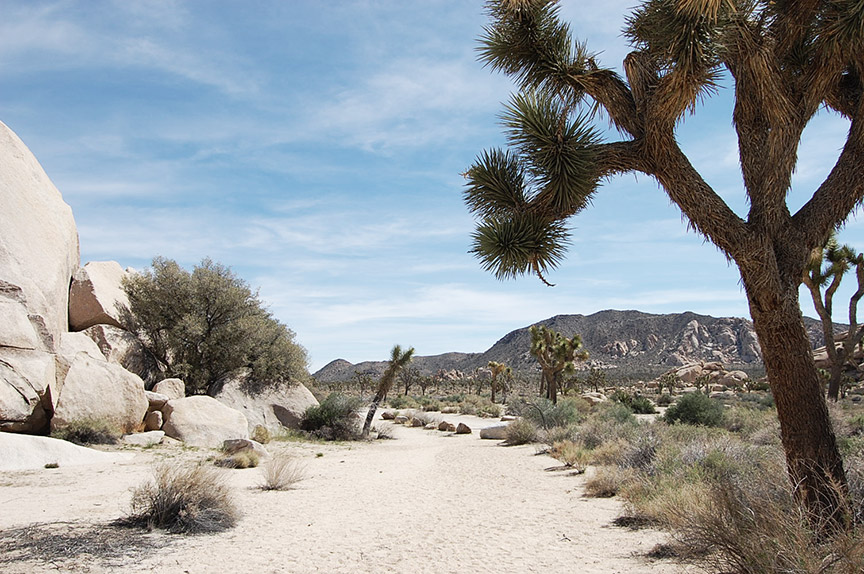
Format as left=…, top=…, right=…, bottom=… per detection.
left=215, top=450, right=259, bottom=469
left=259, top=455, right=306, bottom=491
left=417, top=396, right=442, bottom=411
left=595, top=401, right=637, bottom=424
left=663, top=392, right=725, bottom=427
left=51, top=419, right=120, bottom=445
left=251, top=425, right=271, bottom=444
left=538, top=424, right=580, bottom=446
left=387, top=395, right=419, bottom=410
left=300, top=393, right=362, bottom=440
left=510, top=397, right=585, bottom=429
left=575, top=407, right=640, bottom=450
left=584, top=466, right=637, bottom=498
left=549, top=440, right=590, bottom=471
left=504, top=418, right=538, bottom=445
left=738, top=391, right=775, bottom=410
left=610, top=390, right=656, bottom=414
left=123, top=463, right=238, bottom=534
left=373, top=425, right=395, bottom=440
left=457, top=395, right=502, bottom=417
left=655, top=393, right=674, bottom=407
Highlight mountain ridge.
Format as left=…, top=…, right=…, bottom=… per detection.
left=312, top=309, right=837, bottom=383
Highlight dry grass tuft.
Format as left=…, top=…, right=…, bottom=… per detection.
left=259, top=455, right=307, bottom=491
left=122, top=463, right=239, bottom=534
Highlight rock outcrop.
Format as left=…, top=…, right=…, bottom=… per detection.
left=215, top=377, right=318, bottom=433
left=0, top=121, right=80, bottom=433
left=68, top=261, right=131, bottom=331
left=0, top=432, right=133, bottom=471
left=161, top=395, right=249, bottom=448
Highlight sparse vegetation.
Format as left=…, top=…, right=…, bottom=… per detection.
left=51, top=418, right=120, bottom=445
left=123, top=463, right=239, bottom=534
left=504, top=417, right=538, bottom=445
left=301, top=393, right=363, bottom=441
left=215, top=450, right=260, bottom=469
left=259, top=455, right=307, bottom=491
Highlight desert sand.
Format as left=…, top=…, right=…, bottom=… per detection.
left=0, top=414, right=683, bottom=573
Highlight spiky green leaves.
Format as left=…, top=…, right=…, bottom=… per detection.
left=502, top=91, right=600, bottom=213
left=464, top=87, right=599, bottom=286
left=478, top=0, right=587, bottom=93
left=470, top=214, right=570, bottom=283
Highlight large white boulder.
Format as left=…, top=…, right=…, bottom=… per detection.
left=0, top=432, right=132, bottom=471
left=215, top=377, right=318, bottom=433
left=69, top=261, right=131, bottom=331
left=162, top=395, right=249, bottom=448
left=0, top=348, right=56, bottom=432
left=0, top=120, right=79, bottom=342
left=51, top=354, right=148, bottom=435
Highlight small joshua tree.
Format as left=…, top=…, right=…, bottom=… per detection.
left=361, top=345, right=415, bottom=437
left=488, top=360, right=512, bottom=403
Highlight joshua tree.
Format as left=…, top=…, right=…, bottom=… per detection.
left=529, top=325, right=588, bottom=404
left=361, top=345, right=415, bottom=437
left=803, top=233, right=864, bottom=401
left=487, top=360, right=512, bottom=403
left=586, top=367, right=607, bottom=393
left=465, top=0, right=862, bottom=526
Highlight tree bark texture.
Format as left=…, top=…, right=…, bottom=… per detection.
left=741, top=267, right=848, bottom=525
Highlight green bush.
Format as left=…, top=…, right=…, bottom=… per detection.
left=300, top=393, right=363, bottom=440
left=387, top=395, right=419, bottom=410
left=51, top=419, right=120, bottom=445
left=458, top=395, right=501, bottom=417
left=663, top=393, right=725, bottom=427
left=655, top=393, right=675, bottom=407
left=123, top=257, right=309, bottom=394
left=509, top=397, right=585, bottom=429
left=611, top=390, right=656, bottom=414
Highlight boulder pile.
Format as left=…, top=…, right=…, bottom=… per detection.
left=0, top=120, right=317, bottom=448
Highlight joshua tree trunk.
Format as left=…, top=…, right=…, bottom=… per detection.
left=361, top=393, right=383, bottom=438
left=741, top=266, right=848, bottom=526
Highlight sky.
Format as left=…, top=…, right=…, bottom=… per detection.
left=1, top=0, right=861, bottom=372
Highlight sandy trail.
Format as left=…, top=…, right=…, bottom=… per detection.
left=0, top=415, right=682, bottom=573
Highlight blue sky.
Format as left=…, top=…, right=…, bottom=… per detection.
left=1, top=0, right=860, bottom=371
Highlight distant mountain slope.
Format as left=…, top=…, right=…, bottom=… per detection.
left=312, top=310, right=838, bottom=382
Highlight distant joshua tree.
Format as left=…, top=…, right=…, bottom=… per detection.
left=361, top=345, right=414, bottom=438
left=487, top=361, right=512, bottom=403
left=802, top=233, right=864, bottom=401
left=529, top=325, right=588, bottom=404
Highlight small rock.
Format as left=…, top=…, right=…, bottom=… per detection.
left=394, top=415, right=409, bottom=424
left=144, top=410, right=163, bottom=431
left=121, top=431, right=165, bottom=447
left=145, top=390, right=169, bottom=410
left=381, top=411, right=396, bottom=420
left=424, top=422, right=438, bottom=430
left=455, top=422, right=472, bottom=435
left=222, top=438, right=269, bottom=459
left=410, top=418, right=424, bottom=428
left=153, top=378, right=185, bottom=400
left=438, top=421, right=454, bottom=432
left=500, top=415, right=516, bottom=422
left=479, top=425, right=509, bottom=440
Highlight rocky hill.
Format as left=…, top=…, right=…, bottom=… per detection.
left=313, top=310, right=839, bottom=383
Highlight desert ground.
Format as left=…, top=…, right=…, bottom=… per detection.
left=0, top=414, right=683, bottom=574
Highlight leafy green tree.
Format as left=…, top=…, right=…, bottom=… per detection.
left=466, top=0, right=862, bottom=525
left=803, top=233, right=864, bottom=401
left=361, top=345, right=415, bottom=437
left=529, top=325, right=588, bottom=404
left=122, top=257, right=308, bottom=396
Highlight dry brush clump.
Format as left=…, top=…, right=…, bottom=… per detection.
left=122, top=463, right=239, bottom=534
left=259, top=454, right=307, bottom=491
left=571, top=400, right=864, bottom=573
